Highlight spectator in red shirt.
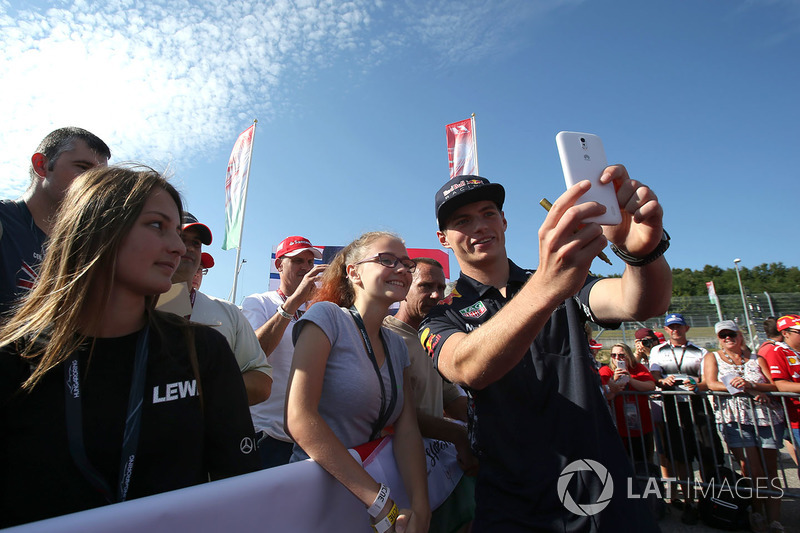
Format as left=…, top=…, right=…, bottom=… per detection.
left=764, top=314, right=800, bottom=481
left=600, top=343, right=656, bottom=465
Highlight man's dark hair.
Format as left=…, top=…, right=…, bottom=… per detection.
left=413, top=257, right=444, bottom=271
left=29, top=127, right=111, bottom=182
left=763, top=317, right=780, bottom=339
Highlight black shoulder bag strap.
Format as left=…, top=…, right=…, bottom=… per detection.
left=348, top=306, right=397, bottom=441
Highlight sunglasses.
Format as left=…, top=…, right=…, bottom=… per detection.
left=610, top=353, right=627, bottom=358
left=355, top=252, right=417, bottom=273
left=718, top=331, right=738, bottom=340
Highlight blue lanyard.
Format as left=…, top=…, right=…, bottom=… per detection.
left=64, top=326, right=150, bottom=503
left=348, top=306, right=397, bottom=441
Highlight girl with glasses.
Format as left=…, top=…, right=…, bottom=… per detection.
left=599, top=343, right=657, bottom=465
left=286, top=231, right=430, bottom=533
left=703, top=321, right=784, bottom=533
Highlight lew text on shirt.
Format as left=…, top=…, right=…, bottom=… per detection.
left=152, top=380, right=198, bottom=404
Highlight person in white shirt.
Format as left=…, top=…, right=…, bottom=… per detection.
left=241, top=235, right=326, bottom=468
left=171, top=213, right=272, bottom=406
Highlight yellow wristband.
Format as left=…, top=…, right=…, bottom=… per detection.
left=372, top=502, right=399, bottom=533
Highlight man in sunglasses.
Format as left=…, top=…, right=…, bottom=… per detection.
left=764, top=314, right=800, bottom=479
left=420, top=172, right=671, bottom=531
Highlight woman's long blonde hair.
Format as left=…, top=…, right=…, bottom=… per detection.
left=311, top=231, right=402, bottom=308
left=0, top=165, right=183, bottom=389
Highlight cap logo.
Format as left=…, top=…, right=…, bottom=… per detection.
left=442, top=178, right=485, bottom=199
left=442, top=180, right=467, bottom=198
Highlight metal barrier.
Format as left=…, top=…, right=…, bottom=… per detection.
left=608, top=389, right=800, bottom=499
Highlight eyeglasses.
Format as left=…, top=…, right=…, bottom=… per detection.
left=610, top=353, right=626, bottom=358
left=718, top=331, right=738, bottom=340
left=355, top=253, right=416, bottom=272
left=785, top=329, right=800, bottom=335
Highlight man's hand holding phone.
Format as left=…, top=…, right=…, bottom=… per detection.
left=599, top=165, right=665, bottom=261
left=556, top=132, right=665, bottom=265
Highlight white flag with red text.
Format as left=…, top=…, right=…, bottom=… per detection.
left=706, top=281, right=717, bottom=304
left=223, top=125, right=255, bottom=250
left=446, top=117, right=477, bottom=178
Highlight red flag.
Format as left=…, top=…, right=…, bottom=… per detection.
left=445, top=118, right=478, bottom=178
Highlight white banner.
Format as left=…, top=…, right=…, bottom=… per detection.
left=7, top=439, right=463, bottom=533
left=223, top=124, right=255, bottom=251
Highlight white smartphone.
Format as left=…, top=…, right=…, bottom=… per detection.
left=617, top=359, right=626, bottom=371
left=556, top=131, right=622, bottom=225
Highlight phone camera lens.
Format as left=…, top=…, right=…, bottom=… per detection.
left=580, top=138, right=586, bottom=143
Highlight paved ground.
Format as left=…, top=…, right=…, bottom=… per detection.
left=659, top=449, right=799, bottom=532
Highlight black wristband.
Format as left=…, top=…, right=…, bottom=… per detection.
left=609, top=230, right=670, bottom=267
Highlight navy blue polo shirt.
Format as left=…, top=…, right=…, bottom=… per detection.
left=0, top=200, right=46, bottom=317
left=420, top=260, right=658, bottom=531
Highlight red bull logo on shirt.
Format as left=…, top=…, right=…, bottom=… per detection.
left=420, top=328, right=442, bottom=356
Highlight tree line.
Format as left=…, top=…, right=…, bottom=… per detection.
left=602, top=262, right=800, bottom=297
left=670, top=263, right=800, bottom=297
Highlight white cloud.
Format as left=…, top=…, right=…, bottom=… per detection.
left=0, top=0, right=376, bottom=197
left=0, top=0, right=561, bottom=198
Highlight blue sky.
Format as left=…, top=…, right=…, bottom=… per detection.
left=2, top=0, right=799, bottom=304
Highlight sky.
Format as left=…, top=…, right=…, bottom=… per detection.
left=2, top=0, right=799, bottom=304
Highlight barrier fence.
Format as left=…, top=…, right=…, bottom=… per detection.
left=9, top=389, right=798, bottom=531
left=609, top=389, right=800, bottom=499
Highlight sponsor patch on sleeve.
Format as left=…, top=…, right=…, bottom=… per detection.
left=459, top=301, right=487, bottom=319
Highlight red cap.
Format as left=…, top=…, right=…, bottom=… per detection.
left=777, top=314, right=800, bottom=332
left=635, top=328, right=655, bottom=340
left=276, top=236, right=322, bottom=260
left=589, top=339, right=603, bottom=351
left=182, top=212, right=212, bottom=245
left=200, top=252, right=215, bottom=269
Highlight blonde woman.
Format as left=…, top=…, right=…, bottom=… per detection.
left=599, top=343, right=656, bottom=464
left=0, top=167, right=258, bottom=527
left=704, top=320, right=784, bottom=533
left=286, top=231, right=430, bottom=533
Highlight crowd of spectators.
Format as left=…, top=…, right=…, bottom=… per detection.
left=595, top=314, right=800, bottom=532
left=3, top=127, right=799, bottom=533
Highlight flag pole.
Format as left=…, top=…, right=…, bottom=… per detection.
left=230, top=118, right=257, bottom=304
left=470, top=113, right=479, bottom=175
